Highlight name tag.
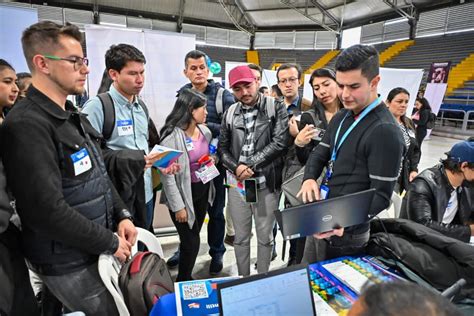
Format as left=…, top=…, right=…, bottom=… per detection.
left=320, top=184, right=330, bottom=200
left=117, top=119, right=133, bottom=136
left=70, top=148, right=92, bottom=176
left=195, top=161, right=220, bottom=184
left=185, top=138, right=194, bottom=151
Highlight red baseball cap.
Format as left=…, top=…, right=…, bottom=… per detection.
left=229, top=65, right=255, bottom=88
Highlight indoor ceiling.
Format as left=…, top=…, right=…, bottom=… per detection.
left=6, top=0, right=462, bottom=33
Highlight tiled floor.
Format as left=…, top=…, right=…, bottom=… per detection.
left=157, top=135, right=464, bottom=281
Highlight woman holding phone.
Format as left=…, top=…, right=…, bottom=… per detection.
left=294, top=68, right=342, bottom=165
left=159, top=88, right=215, bottom=281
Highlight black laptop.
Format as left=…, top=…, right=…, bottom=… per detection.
left=274, top=189, right=376, bottom=240
left=217, top=264, right=316, bottom=316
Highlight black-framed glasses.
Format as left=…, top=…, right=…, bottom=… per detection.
left=43, top=55, right=89, bottom=70
left=278, top=77, right=298, bottom=84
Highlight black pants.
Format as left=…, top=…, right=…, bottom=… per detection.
left=169, top=182, right=209, bottom=281
left=416, top=127, right=427, bottom=150
left=0, top=223, right=40, bottom=316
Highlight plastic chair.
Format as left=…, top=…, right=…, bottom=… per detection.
left=98, top=254, right=130, bottom=316
left=131, top=227, right=164, bottom=258
left=98, top=227, right=165, bottom=316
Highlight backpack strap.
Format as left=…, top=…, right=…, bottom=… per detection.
left=137, top=98, right=149, bottom=120
left=225, top=103, right=238, bottom=131
left=97, top=93, right=115, bottom=141
left=304, top=108, right=319, bottom=126
left=216, top=87, right=225, bottom=118
left=264, top=96, right=275, bottom=120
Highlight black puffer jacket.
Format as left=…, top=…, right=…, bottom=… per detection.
left=368, top=218, right=474, bottom=299
left=400, top=164, right=474, bottom=242
left=218, top=95, right=289, bottom=192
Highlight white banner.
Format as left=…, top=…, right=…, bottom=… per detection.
left=0, top=5, right=38, bottom=72
left=303, top=67, right=424, bottom=116
left=85, top=25, right=195, bottom=127
left=424, top=82, right=447, bottom=136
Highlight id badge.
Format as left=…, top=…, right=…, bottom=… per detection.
left=185, top=138, right=194, bottom=151
left=320, top=184, right=330, bottom=200
left=117, top=119, right=133, bottom=136
left=70, top=148, right=92, bottom=176
left=195, top=161, right=220, bottom=184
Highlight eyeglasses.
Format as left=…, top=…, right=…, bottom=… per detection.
left=278, top=77, right=298, bottom=84
left=43, top=55, right=89, bottom=70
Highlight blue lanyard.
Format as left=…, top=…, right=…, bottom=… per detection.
left=331, top=97, right=382, bottom=162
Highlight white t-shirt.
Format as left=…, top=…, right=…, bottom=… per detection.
left=442, top=189, right=459, bottom=224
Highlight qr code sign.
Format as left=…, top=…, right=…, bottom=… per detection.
left=182, top=282, right=209, bottom=300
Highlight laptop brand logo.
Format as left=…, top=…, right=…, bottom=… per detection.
left=322, top=215, right=332, bottom=222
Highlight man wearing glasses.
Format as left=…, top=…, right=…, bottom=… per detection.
left=2, top=21, right=136, bottom=315
left=276, top=63, right=307, bottom=266
left=83, top=44, right=176, bottom=233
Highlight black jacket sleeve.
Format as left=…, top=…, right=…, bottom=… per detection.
left=247, top=101, right=290, bottom=169
left=1, top=117, right=117, bottom=255
left=365, top=123, right=405, bottom=216
left=218, top=107, right=240, bottom=174
left=413, top=108, right=430, bottom=127
left=408, top=137, right=421, bottom=173
left=405, top=178, right=471, bottom=242
left=295, top=112, right=318, bottom=165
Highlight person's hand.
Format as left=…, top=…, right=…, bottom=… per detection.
left=289, top=117, right=299, bottom=137
left=236, top=164, right=254, bottom=182
left=409, top=171, right=418, bottom=182
left=295, top=124, right=317, bottom=147
left=144, top=152, right=164, bottom=169
left=159, top=162, right=181, bottom=175
left=175, top=208, right=187, bottom=223
left=114, top=236, right=132, bottom=263
left=297, top=179, right=320, bottom=203
left=117, top=219, right=137, bottom=246
left=313, top=227, right=344, bottom=239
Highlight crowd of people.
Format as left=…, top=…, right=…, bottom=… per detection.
left=0, top=20, right=472, bottom=316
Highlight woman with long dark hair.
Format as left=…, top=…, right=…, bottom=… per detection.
left=295, top=68, right=342, bottom=164
left=412, top=96, right=432, bottom=148
left=159, top=88, right=214, bottom=281
left=386, top=87, right=421, bottom=193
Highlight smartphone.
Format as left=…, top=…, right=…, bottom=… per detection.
left=244, top=179, right=258, bottom=203
left=312, top=127, right=325, bottom=141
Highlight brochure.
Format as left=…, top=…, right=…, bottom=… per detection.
left=150, top=144, right=183, bottom=169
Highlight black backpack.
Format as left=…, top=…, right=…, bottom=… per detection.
left=118, top=251, right=174, bottom=315
left=426, top=111, right=437, bottom=130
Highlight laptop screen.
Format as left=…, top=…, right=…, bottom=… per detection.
left=218, top=265, right=315, bottom=316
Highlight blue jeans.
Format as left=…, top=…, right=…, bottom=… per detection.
left=39, top=263, right=118, bottom=316
left=146, top=198, right=154, bottom=230
left=207, top=168, right=226, bottom=258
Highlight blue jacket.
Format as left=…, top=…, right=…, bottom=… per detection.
left=178, top=80, right=235, bottom=138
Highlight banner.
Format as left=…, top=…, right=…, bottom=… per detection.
left=85, top=25, right=195, bottom=127
left=303, top=67, right=424, bottom=116
left=423, top=61, right=450, bottom=136
left=0, top=5, right=38, bottom=72
left=427, top=62, right=451, bottom=84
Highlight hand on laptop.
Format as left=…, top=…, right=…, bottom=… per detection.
left=297, top=179, right=320, bottom=203
left=313, top=227, right=344, bottom=239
